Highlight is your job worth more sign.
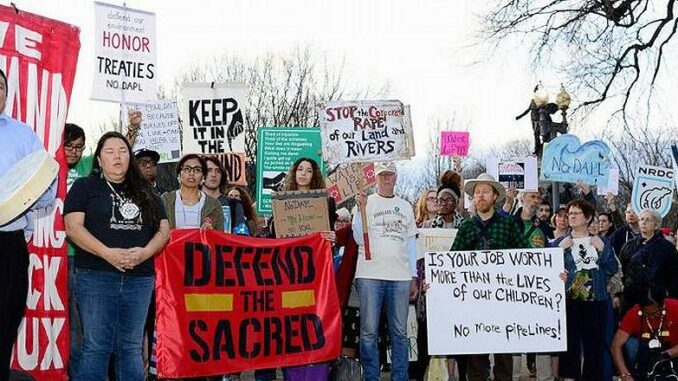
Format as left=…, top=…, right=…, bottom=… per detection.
left=425, top=248, right=566, bottom=355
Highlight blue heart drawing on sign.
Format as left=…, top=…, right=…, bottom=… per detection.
left=540, top=134, right=612, bottom=185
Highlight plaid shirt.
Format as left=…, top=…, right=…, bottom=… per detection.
left=451, top=211, right=528, bottom=251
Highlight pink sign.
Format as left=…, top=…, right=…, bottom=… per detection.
left=440, top=131, right=470, bottom=156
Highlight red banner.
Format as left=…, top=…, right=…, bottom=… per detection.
left=1, top=5, right=80, bottom=380
left=155, top=230, right=342, bottom=378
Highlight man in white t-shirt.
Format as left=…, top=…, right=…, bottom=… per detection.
left=353, top=161, right=418, bottom=381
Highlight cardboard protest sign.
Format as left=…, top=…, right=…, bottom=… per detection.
left=92, top=2, right=156, bottom=103
left=271, top=190, right=331, bottom=238
left=256, top=127, right=325, bottom=214
left=318, top=100, right=415, bottom=165
left=1, top=5, right=80, bottom=379
left=597, top=167, right=620, bottom=196
left=155, top=230, right=341, bottom=377
left=417, top=228, right=458, bottom=260
left=181, top=82, right=248, bottom=155
left=121, top=101, right=181, bottom=163
left=440, top=131, right=470, bottom=156
left=203, top=153, right=247, bottom=186
left=540, top=134, right=612, bottom=185
left=632, top=165, right=675, bottom=218
left=425, top=248, right=567, bottom=355
left=486, top=157, right=538, bottom=191
left=326, top=163, right=376, bottom=204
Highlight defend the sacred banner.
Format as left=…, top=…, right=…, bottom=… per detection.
left=155, top=230, right=341, bottom=378
left=0, top=5, right=80, bottom=380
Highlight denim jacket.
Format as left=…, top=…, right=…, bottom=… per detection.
left=550, top=234, right=618, bottom=301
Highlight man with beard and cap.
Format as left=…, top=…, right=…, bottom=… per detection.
left=449, top=173, right=529, bottom=381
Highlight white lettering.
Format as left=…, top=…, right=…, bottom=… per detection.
left=15, top=25, right=42, bottom=60
left=26, top=254, right=43, bottom=310
left=0, top=22, right=9, bottom=47
left=26, top=64, right=48, bottom=143
left=32, top=198, right=66, bottom=249
left=43, top=255, right=64, bottom=311
left=39, top=318, right=64, bottom=370
left=16, top=318, right=39, bottom=370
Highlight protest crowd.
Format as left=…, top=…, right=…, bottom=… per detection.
left=2, top=4, right=678, bottom=381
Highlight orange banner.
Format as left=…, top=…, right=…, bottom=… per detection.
left=155, top=230, right=341, bottom=378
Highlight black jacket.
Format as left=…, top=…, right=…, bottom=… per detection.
left=620, top=231, right=678, bottom=309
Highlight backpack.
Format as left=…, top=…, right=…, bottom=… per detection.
left=330, top=356, right=363, bottom=381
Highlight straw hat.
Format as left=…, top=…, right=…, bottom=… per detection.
left=463, top=173, right=506, bottom=203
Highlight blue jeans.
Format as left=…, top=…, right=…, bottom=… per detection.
left=68, top=256, right=81, bottom=378
left=356, top=278, right=410, bottom=381
left=73, top=268, right=154, bottom=381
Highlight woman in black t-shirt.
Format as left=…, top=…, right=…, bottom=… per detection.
left=64, top=131, right=169, bottom=381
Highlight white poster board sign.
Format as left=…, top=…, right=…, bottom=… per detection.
left=597, top=167, right=619, bottom=196
left=417, top=228, right=457, bottom=260
left=92, top=2, right=157, bottom=103
left=318, top=100, right=415, bottom=165
left=121, top=101, right=181, bottom=163
left=181, top=82, right=248, bottom=155
left=486, top=157, right=538, bottom=191
left=425, top=248, right=566, bottom=355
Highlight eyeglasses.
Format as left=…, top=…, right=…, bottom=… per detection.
left=568, top=211, right=584, bottom=216
left=181, top=166, right=203, bottom=174
left=64, top=144, right=85, bottom=152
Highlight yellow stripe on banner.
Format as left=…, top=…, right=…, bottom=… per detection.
left=184, top=294, right=233, bottom=312
left=281, top=290, right=316, bottom=308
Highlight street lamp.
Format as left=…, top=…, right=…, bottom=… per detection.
left=516, top=82, right=571, bottom=156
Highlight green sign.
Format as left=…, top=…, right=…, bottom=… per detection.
left=256, top=127, right=325, bottom=214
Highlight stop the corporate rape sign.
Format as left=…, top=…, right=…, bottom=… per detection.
left=92, top=2, right=157, bottom=103
left=181, top=82, right=248, bottom=155
left=425, top=248, right=567, bottom=355
left=155, top=230, right=341, bottom=378
left=318, top=100, right=415, bottom=165
left=1, top=5, right=80, bottom=380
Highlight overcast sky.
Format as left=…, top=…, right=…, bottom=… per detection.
left=16, top=0, right=678, bottom=157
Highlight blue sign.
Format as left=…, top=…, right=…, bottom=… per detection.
left=540, top=134, right=612, bottom=185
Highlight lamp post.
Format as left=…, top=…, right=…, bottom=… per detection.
left=517, top=82, right=572, bottom=209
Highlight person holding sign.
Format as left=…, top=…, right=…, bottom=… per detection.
left=449, top=173, right=527, bottom=381
left=352, top=162, right=418, bottom=381
left=0, top=68, right=57, bottom=381
left=549, top=199, right=618, bottom=381
left=161, top=154, right=224, bottom=231
left=274, top=157, right=337, bottom=380
left=265, top=157, right=337, bottom=240
left=64, top=132, right=169, bottom=381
